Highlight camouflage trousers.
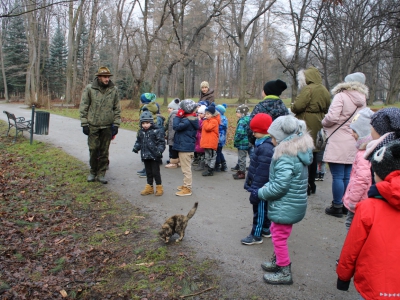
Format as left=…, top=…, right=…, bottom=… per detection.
left=87, top=126, right=112, bottom=177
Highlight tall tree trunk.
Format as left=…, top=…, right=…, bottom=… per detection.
left=66, top=0, right=84, bottom=104
left=0, top=30, right=9, bottom=102
left=82, top=0, right=98, bottom=86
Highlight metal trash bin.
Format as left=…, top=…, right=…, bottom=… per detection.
left=35, top=111, right=50, bottom=135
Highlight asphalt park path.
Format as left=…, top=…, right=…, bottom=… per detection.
left=1, top=103, right=358, bottom=299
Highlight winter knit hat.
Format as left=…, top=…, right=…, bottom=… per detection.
left=250, top=113, right=273, bottom=134
left=198, top=100, right=209, bottom=107
left=370, top=107, right=400, bottom=136
left=345, top=72, right=366, bottom=85
left=216, top=104, right=227, bottom=115
left=205, top=105, right=216, bottom=115
left=236, top=104, right=249, bottom=115
left=263, top=79, right=287, bottom=96
left=180, top=99, right=197, bottom=113
left=168, top=98, right=180, bottom=110
left=140, top=107, right=153, bottom=123
left=197, top=105, right=206, bottom=114
left=140, top=93, right=156, bottom=104
left=350, top=107, right=374, bottom=138
left=371, top=140, right=400, bottom=180
left=200, top=81, right=209, bottom=88
left=268, top=115, right=301, bottom=143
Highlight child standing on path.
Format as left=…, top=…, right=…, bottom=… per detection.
left=258, top=115, right=314, bottom=285
left=164, top=98, right=181, bottom=168
left=132, top=108, right=166, bottom=196
left=194, top=105, right=206, bottom=171
left=242, top=113, right=274, bottom=245
left=173, top=99, right=199, bottom=196
left=342, top=108, right=373, bottom=230
left=336, top=140, right=400, bottom=299
left=200, top=105, right=221, bottom=176
left=215, top=104, right=228, bottom=172
left=233, top=104, right=251, bottom=180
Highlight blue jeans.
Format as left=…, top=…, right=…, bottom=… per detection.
left=329, top=163, right=352, bottom=206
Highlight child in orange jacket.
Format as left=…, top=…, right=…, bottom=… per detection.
left=200, top=104, right=220, bottom=176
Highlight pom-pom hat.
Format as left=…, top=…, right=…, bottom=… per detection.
left=372, top=140, right=400, bottom=180
left=180, top=99, right=197, bottom=113
left=350, top=107, right=374, bottom=138
left=268, top=115, right=301, bottom=143
left=168, top=98, right=180, bottom=110
left=140, top=107, right=153, bottom=123
left=216, top=104, right=227, bottom=115
left=250, top=113, right=273, bottom=134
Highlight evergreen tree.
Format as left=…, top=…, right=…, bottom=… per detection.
left=46, top=23, right=68, bottom=98
left=3, top=14, right=28, bottom=94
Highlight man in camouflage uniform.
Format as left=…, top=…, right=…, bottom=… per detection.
left=79, top=66, right=121, bottom=184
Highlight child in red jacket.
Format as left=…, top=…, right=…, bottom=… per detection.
left=336, top=139, right=400, bottom=299
left=200, top=105, right=220, bottom=176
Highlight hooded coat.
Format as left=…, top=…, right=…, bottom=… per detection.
left=322, top=81, right=368, bottom=164
left=337, top=171, right=400, bottom=299
left=200, top=112, right=221, bottom=150
left=258, top=132, right=314, bottom=224
left=79, top=78, right=121, bottom=127
left=292, top=67, right=331, bottom=149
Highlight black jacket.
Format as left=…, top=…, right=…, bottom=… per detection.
left=133, top=124, right=166, bottom=160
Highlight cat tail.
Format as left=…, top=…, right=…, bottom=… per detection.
left=186, top=202, right=198, bottom=219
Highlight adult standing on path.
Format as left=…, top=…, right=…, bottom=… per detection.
left=199, top=81, right=215, bottom=104
left=79, top=66, right=121, bottom=184
left=322, top=72, right=368, bottom=217
left=291, top=67, right=331, bottom=195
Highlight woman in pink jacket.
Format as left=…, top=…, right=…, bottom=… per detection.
left=322, top=72, right=368, bottom=218
left=342, top=108, right=373, bottom=230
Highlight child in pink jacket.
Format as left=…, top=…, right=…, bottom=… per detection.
left=342, top=108, right=374, bottom=231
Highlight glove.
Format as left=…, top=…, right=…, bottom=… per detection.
left=176, top=109, right=185, bottom=118
left=249, top=188, right=260, bottom=205
left=132, top=148, right=138, bottom=153
left=112, top=126, right=118, bottom=136
left=336, top=278, right=350, bottom=291
left=82, top=126, right=89, bottom=135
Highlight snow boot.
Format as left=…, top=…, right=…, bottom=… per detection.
left=263, top=264, right=293, bottom=285
left=202, top=167, right=214, bottom=176
left=194, top=159, right=205, bottom=171
left=155, top=185, right=163, bottom=196
left=261, top=254, right=279, bottom=272
left=231, top=164, right=239, bottom=171
left=140, top=184, right=154, bottom=196
left=214, top=164, right=221, bottom=172
left=220, top=162, right=228, bottom=172
left=233, top=171, right=245, bottom=180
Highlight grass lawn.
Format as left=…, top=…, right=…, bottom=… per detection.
left=0, top=121, right=222, bottom=299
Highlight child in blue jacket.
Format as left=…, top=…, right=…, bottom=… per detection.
left=233, top=104, right=251, bottom=180
left=215, top=104, right=228, bottom=172
left=242, top=113, right=274, bottom=245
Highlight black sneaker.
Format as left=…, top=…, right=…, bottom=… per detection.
left=241, top=235, right=263, bottom=245
left=262, top=228, right=272, bottom=238
left=325, top=204, right=343, bottom=218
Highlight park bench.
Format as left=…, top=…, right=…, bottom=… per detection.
left=3, top=110, right=32, bottom=143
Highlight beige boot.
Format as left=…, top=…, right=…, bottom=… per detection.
left=155, top=185, right=163, bottom=196
left=175, top=186, right=192, bottom=196
left=140, top=184, right=154, bottom=195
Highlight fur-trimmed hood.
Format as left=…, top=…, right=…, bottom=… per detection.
left=297, top=67, right=323, bottom=90
left=273, top=131, right=314, bottom=165
left=331, top=81, right=369, bottom=98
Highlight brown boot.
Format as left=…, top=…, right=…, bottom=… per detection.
left=175, top=186, right=192, bottom=196
left=233, top=171, right=246, bottom=180
left=155, top=185, right=163, bottom=196
left=140, top=184, right=154, bottom=195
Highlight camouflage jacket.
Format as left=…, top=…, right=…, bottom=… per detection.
left=79, top=78, right=121, bottom=128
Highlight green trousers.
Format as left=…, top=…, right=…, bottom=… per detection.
left=87, top=126, right=112, bottom=176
